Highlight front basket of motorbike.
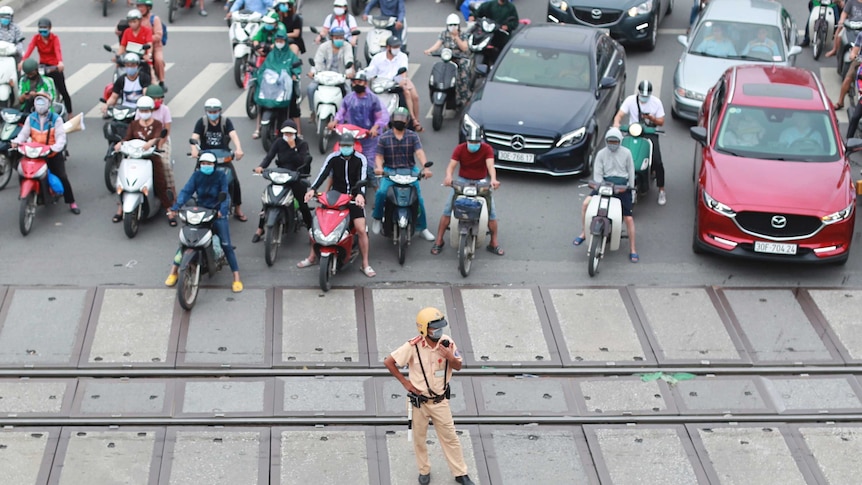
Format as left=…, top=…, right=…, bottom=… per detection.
left=453, top=197, right=482, bottom=221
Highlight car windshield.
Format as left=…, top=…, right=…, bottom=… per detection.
left=491, top=47, right=592, bottom=91
left=689, top=21, right=785, bottom=62
left=716, top=106, right=839, bottom=162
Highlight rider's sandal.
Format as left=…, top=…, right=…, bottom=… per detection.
left=252, top=130, right=260, bottom=139
left=430, top=241, right=445, bottom=255
left=630, top=253, right=640, bottom=263
left=361, top=266, right=377, bottom=278
left=297, top=258, right=317, bottom=268
left=834, top=102, right=845, bottom=110
left=572, top=236, right=585, bottom=246
left=168, top=217, right=177, bottom=227
left=486, top=244, right=505, bottom=256
left=112, top=214, right=123, bottom=223
left=413, top=122, right=424, bottom=133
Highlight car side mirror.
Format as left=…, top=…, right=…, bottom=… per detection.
left=846, top=138, right=862, bottom=152
left=787, top=45, right=802, bottom=57
left=598, top=76, right=617, bottom=90
left=690, top=126, right=707, bottom=145
left=476, top=64, right=488, bottom=77
left=677, top=35, right=689, bottom=47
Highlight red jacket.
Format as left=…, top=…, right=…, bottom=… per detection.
left=23, top=33, right=62, bottom=66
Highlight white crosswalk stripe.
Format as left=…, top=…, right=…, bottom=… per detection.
left=168, top=63, right=233, bottom=118
left=84, top=63, right=176, bottom=119
left=820, top=67, right=848, bottom=123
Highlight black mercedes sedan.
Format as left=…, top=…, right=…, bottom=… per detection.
left=460, top=24, right=626, bottom=177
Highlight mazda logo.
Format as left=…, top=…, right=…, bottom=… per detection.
left=510, top=134, right=526, bottom=151
left=771, top=215, right=787, bottom=228
left=591, top=8, right=602, bottom=19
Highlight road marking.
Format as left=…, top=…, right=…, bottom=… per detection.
left=84, top=63, right=175, bottom=118
left=224, top=88, right=250, bottom=119
left=636, top=65, right=664, bottom=98
left=19, top=0, right=71, bottom=28
left=658, top=28, right=687, bottom=35
left=167, top=62, right=233, bottom=118
left=66, top=63, right=113, bottom=97
left=820, top=67, right=848, bottom=123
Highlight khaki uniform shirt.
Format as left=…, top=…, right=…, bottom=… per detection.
left=390, top=334, right=461, bottom=397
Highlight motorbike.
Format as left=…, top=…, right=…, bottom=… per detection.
left=0, top=39, right=20, bottom=109
left=254, top=59, right=303, bottom=151
left=839, top=19, right=862, bottom=77
left=189, top=138, right=238, bottom=216
left=308, top=58, right=352, bottom=154
left=253, top=167, right=309, bottom=266
left=229, top=9, right=263, bottom=88
left=115, top=132, right=168, bottom=239
left=364, top=16, right=408, bottom=64
left=620, top=123, right=662, bottom=202
left=809, top=0, right=837, bottom=60
left=16, top=142, right=60, bottom=237
left=466, top=15, right=510, bottom=72
left=101, top=43, right=152, bottom=102
left=428, top=48, right=471, bottom=131
left=0, top=107, right=24, bottom=191
left=309, top=181, right=367, bottom=292
left=380, top=161, right=433, bottom=265
left=174, top=192, right=230, bottom=311
left=368, top=65, right=408, bottom=117
left=584, top=180, right=629, bottom=277
left=101, top=103, right=137, bottom=193
left=448, top=178, right=490, bottom=277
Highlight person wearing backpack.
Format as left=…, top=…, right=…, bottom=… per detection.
left=190, top=98, right=248, bottom=221
left=135, top=0, right=167, bottom=91
left=21, top=18, right=72, bottom=114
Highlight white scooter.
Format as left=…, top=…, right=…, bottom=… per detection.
left=229, top=9, right=263, bottom=88
left=363, top=15, right=408, bottom=64
left=808, top=0, right=837, bottom=60
left=448, top=179, right=490, bottom=277
left=584, top=180, right=629, bottom=277
left=0, top=40, right=18, bottom=109
left=367, top=65, right=407, bottom=118
left=116, top=134, right=167, bottom=239
left=308, top=58, right=351, bottom=154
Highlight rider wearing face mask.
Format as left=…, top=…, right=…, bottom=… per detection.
left=372, top=107, right=435, bottom=241
left=0, top=6, right=23, bottom=60
left=18, top=58, right=57, bottom=114
left=307, top=27, right=355, bottom=116
left=364, top=35, right=423, bottom=131
left=21, top=18, right=71, bottom=114
left=424, top=14, right=471, bottom=108
left=274, top=0, right=305, bottom=55
left=166, top=151, right=244, bottom=292
left=317, top=0, right=358, bottom=47
left=252, top=119, right=314, bottom=242
left=328, top=71, right=389, bottom=180
left=252, top=26, right=303, bottom=139
left=431, top=125, right=502, bottom=256
left=573, top=127, right=638, bottom=262
left=613, top=80, right=667, bottom=206
left=251, top=14, right=286, bottom=58
left=138, top=84, right=175, bottom=200
left=12, top=92, right=79, bottom=215
left=102, top=53, right=152, bottom=114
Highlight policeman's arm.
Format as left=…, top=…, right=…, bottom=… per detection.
left=384, top=355, right=416, bottom=392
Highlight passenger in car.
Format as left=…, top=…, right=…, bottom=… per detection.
left=695, top=23, right=737, bottom=57
left=779, top=115, right=824, bottom=149
left=723, top=112, right=765, bottom=147
left=741, top=27, right=780, bottom=58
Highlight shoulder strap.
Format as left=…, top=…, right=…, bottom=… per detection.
left=413, top=343, right=448, bottom=398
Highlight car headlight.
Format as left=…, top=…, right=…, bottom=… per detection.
left=628, top=0, right=653, bottom=16
left=550, top=0, right=569, bottom=9
left=675, top=87, right=705, bottom=101
left=556, top=127, right=586, bottom=148
left=821, top=202, right=854, bottom=224
left=703, top=190, right=735, bottom=216
left=462, top=113, right=480, bottom=134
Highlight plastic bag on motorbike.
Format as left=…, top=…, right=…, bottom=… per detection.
left=453, top=197, right=482, bottom=220
left=47, top=169, right=64, bottom=195
left=254, top=68, right=294, bottom=109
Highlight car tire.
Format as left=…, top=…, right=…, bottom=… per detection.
left=586, top=129, right=599, bottom=174
left=643, top=19, right=658, bottom=51
left=692, top=209, right=705, bottom=254
left=671, top=106, right=682, bottom=120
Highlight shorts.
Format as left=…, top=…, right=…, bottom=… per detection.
left=288, top=96, right=301, bottom=119
left=590, top=188, right=633, bottom=217
left=348, top=203, right=365, bottom=222
left=442, top=177, right=496, bottom=220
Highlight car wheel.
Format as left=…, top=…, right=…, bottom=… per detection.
left=586, top=129, right=599, bottom=174
left=644, top=19, right=658, bottom=51
left=692, top=207, right=705, bottom=254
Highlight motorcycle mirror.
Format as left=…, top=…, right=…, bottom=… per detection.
left=351, top=29, right=361, bottom=36
left=345, top=61, right=353, bottom=69
left=423, top=161, right=433, bottom=168
left=99, top=97, right=107, bottom=103
left=189, top=138, right=197, bottom=145
left=143, top=44, right=152, bottom=51
left=292, top=59, right=303, bottom=68
left=103, top=44, right=113, bottom=52
left=396, top=66, right=407, bottom=75
left=309, top=26, right=319, bottom=34
left=308, top=58, right=316, bottom=67
left=159, top=128, right=168, bottom=138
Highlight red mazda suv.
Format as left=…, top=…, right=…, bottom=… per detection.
left=690, top=65, right=857, bottom=264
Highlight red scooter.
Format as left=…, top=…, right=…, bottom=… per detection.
left=309, top=181, right=368, bottom=292
left=17, top=142, right=57, bottom=236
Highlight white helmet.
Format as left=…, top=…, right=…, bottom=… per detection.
left=204, top=98, right=222, bottom=111
left=605, top=127, right=623, bottom=142
left=334, top=0, right=348, bottom=6
left=446, top=13, right=460, bottom=26
left=126, top=8, right=142, bottom=20
left=0, top=6, right=13, bottom=17
left=136, top=96, right=155, bottom=110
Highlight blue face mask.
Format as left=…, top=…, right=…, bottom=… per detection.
left=0, top=19, right=10, bottom=27
left=428, top=327, right=444, bottom=341
left=39, top=29, right=49, bottom=37
left=467, top=142, right=481, bottom=153
left=264, top=23, right=275, bottom=31
left=207, top=112, right=220, bottom=121
left=333, top=39, right=344, bottom=48
left=125, top=67, right=138, bottom=76
left=199, top=164, right=215, bottom=175
left=340, top=146, right=354, bottom=157
left=278, top=4, right=288, bottom=12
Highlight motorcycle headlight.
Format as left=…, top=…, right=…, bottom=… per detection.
left=313, top=227, right=343, bottom=245
left=482, top=19, right=495, bottom=33
left=185, top=211, right=207, bottom=225
left=821, top=202, right=854, bottom=224
left=1, top=110, right=21, bottom=123
left=628, top=0, right=653, bottom=16
left=550, top=0, right=569, bottom=9
left=675, top=87, right=705, bottom=101
left=268, top=172, right=294, bottom=184
left=703, top=190, right=735, bottom=216
left=462, top=113, right=480, bottom=134
left=556, top=127, right=586, bottom=148
left=441, top=48, right=453, bottom=62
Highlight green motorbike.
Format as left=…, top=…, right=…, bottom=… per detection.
left=619, top=123, right=662, bottom=202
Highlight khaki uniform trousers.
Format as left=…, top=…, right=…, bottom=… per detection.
left=412, top=398, right=468, bottom=477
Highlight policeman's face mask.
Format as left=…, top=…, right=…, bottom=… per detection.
left=426, top=318, right=448, bottom=341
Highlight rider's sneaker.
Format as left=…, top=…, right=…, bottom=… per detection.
left=165, top=274, right=178, bottom=287
left=657, top=191, right=667, bottom=206
left=372, top=218, right=382, bottom=235
left=419, top=229, right=436, bottom=241
left=799, top=38, right=811, bottom=47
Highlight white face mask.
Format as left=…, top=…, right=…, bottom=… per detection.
left=333, top=7, right=345, bottom=15
left=283, top=134, right=295, bottom=142
left=448, top=25, right=458, bottom=33
left=139, top=111, right=152, bottom=120
left=275, top=41, right=286, bottom=50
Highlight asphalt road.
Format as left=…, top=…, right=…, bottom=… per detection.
left=0, top=0, right=856, bottom=289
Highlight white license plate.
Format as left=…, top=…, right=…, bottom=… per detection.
left=754, top=241, right=797, bottom=255
left=497, top=150, right=535, bottom=163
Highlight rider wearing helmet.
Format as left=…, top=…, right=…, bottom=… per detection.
left=118, top=9, right=153, bottom=66
left=329, top=70, right=390, bottom=175
left=365, top=35, right=423, bottom=131
left=112, top=95, right=174, bottom=223
left=431, top=124, right=502, bottom=256
left=166, top=152, right=244, bottom=293
left=372, top=107, right=435, bottom=241
left=140, top=84, right=176, bottom=208
left=0, top=6, right=23, bottom=58
left=135, top=0, right=167, bottom=91
left=573, top=127, right=638, bottom=262
left=251, top=13, right=286, bottom=53
left=21, top=18, right=71, bottom=114
left=307, top=26, right=355, bottom=115
left=318, top=0, right=359, bottom=47
left=275, top=0, right=305, bottom=55
left=613, top=80, right=667, bottom=206
left=423, top=13, right=471, bottom=107
left=383, top=307, right=476, bottom=485
left=18, top=58, right=57, bottom=113
left=253, top=26, right=303, bottom=139
left=103, top=52, right=152, bottom=113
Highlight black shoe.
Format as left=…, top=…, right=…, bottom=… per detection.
left=799, top=38, right=810, bottom=47
left=455, top=476, right=474, bottom=485
left=70, top=207, right=81, bottom=215
left=251, top=231, right=263, bottom=243
left=159, top=81, right=168, bottom=93
left=418, top=473, right=430, bottom=485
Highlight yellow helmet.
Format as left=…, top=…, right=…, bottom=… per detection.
left=416, top=307, right=447, bottom=337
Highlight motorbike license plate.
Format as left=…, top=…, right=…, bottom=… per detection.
left=497, top=150, right=534, bottom=163
left=754, top=241, right=797, bottom=255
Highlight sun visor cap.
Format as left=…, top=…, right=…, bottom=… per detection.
left=427, top=318, right=448, bottom=330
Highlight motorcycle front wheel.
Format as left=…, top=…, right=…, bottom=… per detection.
left=261, top=123, right=273, bottom=151
left=177, top=249, right=201, bottom=311
left=104, top=153, right=120, bottom=194
left=168, top=0, right=177, bottom=23
left=264, top=217, right=283, bottom=267
left=458, top=230, right=475, bottom=277
left=123, top=210, right=140, bottom=239
left=233, top=55, right=248, bottom=89
left=18, top=191, right=36, bottom=236
left=432, top=104, right=444, bottom=131
left=246, top=81, right=258, bottom=119
left=319, top=253, right=334, bottom=292
left=318, top=115, right=331, bottom=154
left=0, top=153, right=12, bottom=190
left=587, top=235, right=602, bottom=277
left=397, top=223, right=410, bottom=265
left=102, top=0, right=108, bottom=17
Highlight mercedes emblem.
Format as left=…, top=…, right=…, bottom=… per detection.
left=771, top=215, right=787, bottom=229
left=510, top=134, right=526, bottom=151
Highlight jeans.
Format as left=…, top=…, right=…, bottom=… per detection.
left=372, top=167, right=428, bottom=231
left=213, top=217, right=240, bottom=272
left=689, top=0, right=700, bottom=27
left=847, top=102, right=862, bottom=140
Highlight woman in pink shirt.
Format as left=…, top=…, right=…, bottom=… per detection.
left=21, top=18, right=72, bottom=113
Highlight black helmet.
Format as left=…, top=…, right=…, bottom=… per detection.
left=37, top=17, right=51, bottom=28
left=385, top=36, right=402, bottom=48
left=339, top=131, right=355, bottom=146
left=636, top=80, right=653, bottom=97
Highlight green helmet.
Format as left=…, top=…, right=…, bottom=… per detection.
left=392, top=107, right=410, bottom=122
left=145, top=84, right=164, bottom=98
left=136, top=0, right=153, bottom=6
left=274, top=25, right=288, bottom=39
left=22, top=58, right=37, bottom=74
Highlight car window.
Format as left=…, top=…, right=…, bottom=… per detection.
left=780, top=9, right=793, bottom=46
left=596, top=37, right=611, bottom=77
left=689, top=21, right=785, bottom=61
left=716, top=106, right=839, bottom=161
left=709, top=79, right=726, bottom=136
left=492, top=47, right=593, bottom=91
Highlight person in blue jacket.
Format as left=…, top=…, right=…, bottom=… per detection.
left=363, top=0, right=405, bottom=41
